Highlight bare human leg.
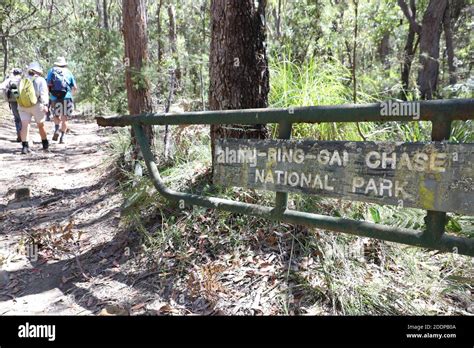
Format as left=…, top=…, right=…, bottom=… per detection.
left=20, top=120, right=30, bottom=142
left=37, top=122, right=47, bottom=140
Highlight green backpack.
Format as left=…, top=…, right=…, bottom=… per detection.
left=17, top=77, right=37, bottom=108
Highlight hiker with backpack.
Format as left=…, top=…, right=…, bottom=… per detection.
left=46, top=57, right=77, bottom=144
left=0, top=68, right=23, bottom=142
left=17, top=62, right=50, bottom=154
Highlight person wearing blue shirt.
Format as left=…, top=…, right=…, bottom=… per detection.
left=46, top=57, right=77, bottom=144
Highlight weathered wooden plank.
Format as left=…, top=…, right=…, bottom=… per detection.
left=213, top=139, right=474, bottom=215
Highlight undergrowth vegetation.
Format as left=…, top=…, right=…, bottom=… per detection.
left=106, top=55, right=474, bottom=315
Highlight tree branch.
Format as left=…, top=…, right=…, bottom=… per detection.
left=397, top=0, right=421, bottom=34
left=9, top=14, right=68, bottom=37
left=7, top=1, right=38, bottom=29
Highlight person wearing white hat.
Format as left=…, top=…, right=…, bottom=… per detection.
left=46, top=56, right=77, bottom=144
left=54, top=57, right=67, bottom=66
left=17, top=62, right=50, bottom=154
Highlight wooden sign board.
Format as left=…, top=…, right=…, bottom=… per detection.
left=213, top=139, right=474, bottom=215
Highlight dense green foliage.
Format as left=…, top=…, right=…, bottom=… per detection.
left=2, top=0, right=472, bottom=115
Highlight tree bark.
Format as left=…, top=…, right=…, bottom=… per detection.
left=274, top=0, right=281, bottom=39
left=199, top=0, right=207, bottom=110
left=417, top=0, right=448, bottom=100
left=397, top=0, right=421, bottom=34
left=156, top=0, right=164, bottom=63
left=400, top=0, right=417, bottom=100
left=443, top=1, right=456, bottom=85
left=96, top=0, right=103, bottom=28
left=103, top=0, right=109, bottom=30
left=208, top=0, right=269, bottom=165
left=122, top=0, right=155, bottom=158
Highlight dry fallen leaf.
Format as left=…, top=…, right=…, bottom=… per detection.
left=131, top=302, right=146, bottom=311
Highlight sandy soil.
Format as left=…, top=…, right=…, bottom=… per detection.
left=0, top=107, right=134, bottom=315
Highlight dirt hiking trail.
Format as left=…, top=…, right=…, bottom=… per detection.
left=0, top=108, right=150, bottom=315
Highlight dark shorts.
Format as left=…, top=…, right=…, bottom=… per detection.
left=52, top=99, right=74, bottom=117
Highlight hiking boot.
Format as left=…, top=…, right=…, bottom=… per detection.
left=21, top=142, right=30, bottom=155
left=16, top=135, right=21, bottom=142
left=42, top=139, right=49, bottom=150
left=52, top=131, right=60, bottom=141
left=59, top=132, right=66, bottom=144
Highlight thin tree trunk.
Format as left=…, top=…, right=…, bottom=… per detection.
left=48, top=0, right=54, bottom=30
left=344, top=39, right=352, bottom=69
left=400, top=0, right=417, bottom=100
left=200, top=0, right=207, bottom=110
left=103, top=0, right=109, bottom=30
left=417, top=0, right=448, bottom=100
left=443, top=1, right=456, bottom=85
left=122, top=0, right=155, bottom=158
left=352, top=0, right=358, bottom=103
left=168, top=4, right=181, bottom=86
left=163, top=69, right=175, bottom=161
left=209, top=0, right=269, bottom=166
left=274, top=0, right=281, bottom=39
left=2, top=36, right=8, bottom=78
left=96, top=0, right=103, bottom=28
left=378, top=32, right=390, bottom=67
left=352, top=0, right=365, bottom=141
left=157, top=0, right=164, bottom=63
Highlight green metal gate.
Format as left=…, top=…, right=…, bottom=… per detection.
left=96, top=98, right=474, bottom=256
